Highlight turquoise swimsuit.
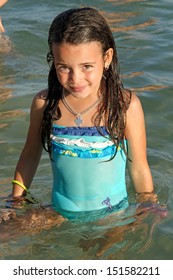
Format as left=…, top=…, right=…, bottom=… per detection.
left=50, top=124, right=128, bottom=218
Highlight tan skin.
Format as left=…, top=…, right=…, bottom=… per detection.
left=126, top=93, right=154, bottom=193
left=12, top=42, right=153, bottom=198
left=0, top=42, right=159, bottom=254
left=0, top=0, right=8, bottom=33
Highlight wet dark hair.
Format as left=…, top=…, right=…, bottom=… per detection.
left=40, top=7, right=131, bottom=158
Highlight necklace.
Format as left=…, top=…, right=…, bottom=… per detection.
left=61, top=92, right=101, bottom=126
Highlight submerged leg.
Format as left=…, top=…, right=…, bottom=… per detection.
left=0, top=206, right=66, bottom=240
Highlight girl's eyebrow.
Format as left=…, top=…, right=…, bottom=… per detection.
left=80, top=62, right=96, bottom=65
left=55, top=62, right=67, bottom=66
left=55, top=61, right=97, bottom=66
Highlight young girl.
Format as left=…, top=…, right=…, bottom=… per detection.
left=8, top=7, right=158, bottom=224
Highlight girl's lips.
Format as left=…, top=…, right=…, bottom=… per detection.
left=70, top=86, right=87, bottom=92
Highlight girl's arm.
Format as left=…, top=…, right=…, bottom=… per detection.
left=125, top=93, right=155, bottom=202
left=12, top=89, right=48, bottom=198
left=0, top=0, right=8, bottom=8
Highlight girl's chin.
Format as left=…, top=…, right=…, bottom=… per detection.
left=65, top=89, right=90, bottom=99
left=64, top=88, right=99, bottom=100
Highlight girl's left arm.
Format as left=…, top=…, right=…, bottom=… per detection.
left=125, top=93, right=156, bottom=202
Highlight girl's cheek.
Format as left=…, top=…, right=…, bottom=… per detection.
left=56, top=72, right=64, bottom=82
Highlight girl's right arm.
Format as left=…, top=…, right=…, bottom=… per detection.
left=12, top=89, right=48, bottom=198
left=0, top=0, right=8, bottom=8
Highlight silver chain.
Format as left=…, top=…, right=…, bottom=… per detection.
left=61, top=91, right=101, bottom=126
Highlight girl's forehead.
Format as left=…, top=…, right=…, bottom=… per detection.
left=52, top=41, right=102, bottom=53
left=52, top=42, right=103, bottom=61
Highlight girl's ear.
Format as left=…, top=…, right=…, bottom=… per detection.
left=104, top=48, right=113, bottom=68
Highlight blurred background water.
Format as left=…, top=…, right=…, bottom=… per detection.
left=0, top=0, right=173, bottom=260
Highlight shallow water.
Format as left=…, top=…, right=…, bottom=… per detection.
left=0, top=0, right=173, bottom=260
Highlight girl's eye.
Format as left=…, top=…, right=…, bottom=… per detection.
left=57, top=66, right=70, bottom=73
left=83, top=65, right=93, bottom=70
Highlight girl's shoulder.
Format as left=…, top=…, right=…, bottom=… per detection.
left=35, top=89, right=48, bottom=100
left=128, top=92, right=142, bottom=111
left=126, top=92, right=144, bottom=124
left=31, top=89, right=48, bottom=110
left=122, top=89, right=132, bottom=111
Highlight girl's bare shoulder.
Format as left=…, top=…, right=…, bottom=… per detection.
left=125, top=92, right=144, bottom=134
left=32, top=89, right=48, bottom=110
left=127, top=92, right=142, bottom=113
left=35, top=89, right=48, bottom=100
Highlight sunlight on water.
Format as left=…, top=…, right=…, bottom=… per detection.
left=0, top=203, right=168, bottom=260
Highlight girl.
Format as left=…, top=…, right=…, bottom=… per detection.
left=9, top=7, right=157, bottom=223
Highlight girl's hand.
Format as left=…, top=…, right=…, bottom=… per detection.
left=135, top=192, right=168, bottom=218
left=6, top=193, right=38, bottom=209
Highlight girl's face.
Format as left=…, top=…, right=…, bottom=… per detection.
left=52, top=42, right=113, bottom=99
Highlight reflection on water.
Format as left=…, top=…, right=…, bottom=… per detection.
left=79, top=205, right=167, bottom=259
left=0, top=203, right=168, bottom=260
left=100, top=11, right=137, bottom=24
left=0, top=110, right=26, bottom=130
left=0, top=109, right=25, bottom=120
left=0, top=76, right=13, bottom=102
left=0, top=92, right=12, bottom=104
left=0, top=34, right=13, bottom=53
left=111, top=18, right=157, bottom=33
left=130, top=84, right=167, bottom=93
left=99, top=2, right=157, bottom=33
left=106, top=0, right=143, bottom=3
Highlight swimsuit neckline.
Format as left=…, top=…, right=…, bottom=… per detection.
left=52, top=124, right=109, bottom=136
left=52, top=123, right=106, bottom=129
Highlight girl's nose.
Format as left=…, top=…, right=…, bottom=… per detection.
left=69, top=69, right=82, bottom=84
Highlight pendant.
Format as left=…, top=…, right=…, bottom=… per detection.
left=74, top=114, right=82, bottom=126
